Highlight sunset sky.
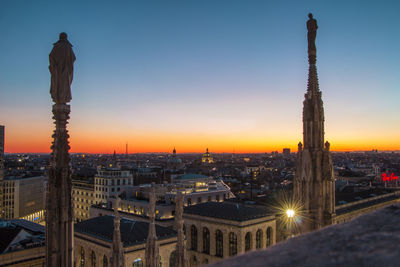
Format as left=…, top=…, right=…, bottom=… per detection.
left=1, top=0, right=400, bottom=153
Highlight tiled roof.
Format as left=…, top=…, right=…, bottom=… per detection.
left=74, top=216, right=176, bottom=247
left=184, top=201, right=274, bottom=222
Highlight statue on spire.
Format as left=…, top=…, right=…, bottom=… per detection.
left=49, top=32, right=75, bottom=104
left=307, top=13, right=318, bottom=63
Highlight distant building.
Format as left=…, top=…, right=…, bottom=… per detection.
left=183, top=201, right=276, bottom=266
left=2, top=176, right=45, bottom=223
left=282, top=148, right=290, bottom=157
left=0, top=219, right=45, bottom=265
left=0, top=125, right=4, bottom=219
left=74, top=215, right=177, bottom=266
left=72, top=180, right=95, bottom=222
left=91, top=175, right=233, bottom=227
left=94, top=166, right=134, bottom=204
left=202, top=148, right=214, bottom=164
left=166, top=148, right=185, bottom=171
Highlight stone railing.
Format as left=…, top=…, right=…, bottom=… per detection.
left=207, top=203, right=400, bottom=267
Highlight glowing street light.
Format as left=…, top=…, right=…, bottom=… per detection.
left=286, top=209, right=295, bottom=218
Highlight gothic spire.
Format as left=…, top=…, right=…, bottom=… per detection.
left=145, top=187, right=160, bottom=267
left=110, top=197, right=125, bottom=267
left=174, top=192, right=187, bottom=267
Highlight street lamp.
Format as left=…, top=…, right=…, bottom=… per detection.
left=286, top=209, right=295, bottom=218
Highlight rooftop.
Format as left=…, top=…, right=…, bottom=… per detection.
left=74, top=215, right=176, bottom=247
left=184, top=201, right=274, bottom=222
left=208, top=204, right=400, bottom=267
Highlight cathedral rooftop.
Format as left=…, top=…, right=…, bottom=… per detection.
left=74, top=215, right=176, bottom=247
left=207, top=204, right=400, bottom=267
left=183, top=201, right=274, bottom=222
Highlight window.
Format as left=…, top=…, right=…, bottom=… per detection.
left=203, top=227, right=210, bottom=254
left=266, top=227, right=273, bottom=246
left=191, top=225, right=198, bottom=250
left=256, top=229, right=263, bottom=249
left=229, top=232, right=237, bottom=256
left=90, top=250, right=96, bottom=267
left=245, top=232, right=252, bottom=251
left=132, top=258, right=143, bottom=267
left=215, top=230, right=223, bottom=257
left=117, top=179, right=120, bottom=186
left=80, top=247, right=85, bottom=267
left=103, top=255, right=108, bottom=267
left=169, top=251, right=177, bottom=267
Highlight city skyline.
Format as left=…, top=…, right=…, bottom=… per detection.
left=1, top=1, right=400, bottom=153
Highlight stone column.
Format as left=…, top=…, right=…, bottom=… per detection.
left=46, top=103, right=74, bottom=267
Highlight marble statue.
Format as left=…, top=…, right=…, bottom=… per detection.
left=49, top=32, right=76, bottom=104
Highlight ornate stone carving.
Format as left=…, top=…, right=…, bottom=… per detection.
left=110, top=197, right=125, bottom=267
left=294, top=15, right=335, bottom=233
left=145, top=188, right=160, bottom=267
left=46, top=33, right=75, bottom=267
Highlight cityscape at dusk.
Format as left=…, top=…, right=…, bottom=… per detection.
left=1, top=0, right=400, bottom=153
left=1, top=1, right=400, bottom=267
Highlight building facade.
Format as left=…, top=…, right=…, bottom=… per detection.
left=94, top=167, right=134, bottom=204
left=72, top=180, right=95, bottom=222
left=2, top=176, right=45, bottom=223
left=74, top=215, right=177, bottom=267
left=183, top=202, right=276, bottom=266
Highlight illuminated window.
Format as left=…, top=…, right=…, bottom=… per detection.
left=132, top=258, right=143, bottom=267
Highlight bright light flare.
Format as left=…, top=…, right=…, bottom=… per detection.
left=286, top=209, right=295, bottom=218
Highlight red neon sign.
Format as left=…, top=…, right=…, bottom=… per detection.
left=382, top=173, right=398, bottom=182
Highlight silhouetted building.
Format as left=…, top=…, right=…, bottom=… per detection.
left=0, top=125, right=4, bottom=219
left=282, top=148, right=290, bottom=157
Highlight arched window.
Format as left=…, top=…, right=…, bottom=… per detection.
left=245, top=232, right=252, bottom=251
left=191, top=225, right=198, bottom=250
left=90, top=250, right=96, bottom=267
left=103, top=255, right=108, bottom=267
left=256, top=229, right=263, bottom=249
left=80, top=247, right=85, bottom=267
left=203, top=227, right=210, bottom=254
left=229, top=232, right=237, bottom=256
left=266, top=227, right=273, bottom=246
left=190, top=256, right=197, bottom=267
left=132, top=258, right=143, bottom=267
left=215, top=230, right=223, bottom=257
left=169, top=250, right=177, bottom=267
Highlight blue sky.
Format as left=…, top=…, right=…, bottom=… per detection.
left=1, top=0, right=399, bottom=152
